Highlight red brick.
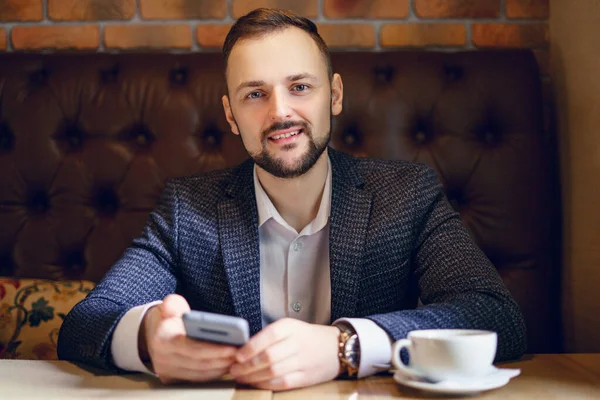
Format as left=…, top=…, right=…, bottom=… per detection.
left=381, top=24, right=466, bottom=47
left=472, top=23, right=548, bottom=48
left=197, top=24, right=232, bottom=48
left=0, top=29, right=6, bottom=50
left=316, top=24, right=375, bottom=48
left=140, top=0, right=226, bottom=20
left=232, top=0, right=318, bottom=19
left=324, top=0, right=409, bottom=19
left=506, top=0, right=549, bottom=19
left=48, top=0, right=134, bottom=21
left=0, top=0, right=42, bottom=21
left=12, top=26, right=99, bottom=50
left=415, top=0, right=500, bottom=18
left=104, top=25, right=192, bottom=49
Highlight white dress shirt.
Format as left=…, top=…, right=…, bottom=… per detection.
left=111, top=159, right=393, bottom=377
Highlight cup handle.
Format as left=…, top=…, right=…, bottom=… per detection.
left=391, top=339, right=422, bottom=380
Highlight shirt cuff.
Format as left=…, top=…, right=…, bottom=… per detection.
left=111, top=300, right=163, bottom=374
left=334, top=318, right=393, bottom=378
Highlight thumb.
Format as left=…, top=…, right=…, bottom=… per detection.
left=160, top=294, right=191, bottom=319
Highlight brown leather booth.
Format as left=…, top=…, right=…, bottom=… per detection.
left=0, top=51, right=561, bottom=353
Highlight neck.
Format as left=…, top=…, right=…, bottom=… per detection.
left=256, top=149, right=329, bottom=233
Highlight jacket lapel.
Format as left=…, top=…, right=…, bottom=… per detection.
left=328, top=149, right=373, bottom=322
left=218, top=159, right=263, bottom=336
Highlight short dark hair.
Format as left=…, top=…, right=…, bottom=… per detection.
left=222, top=8, right=332, bottom=80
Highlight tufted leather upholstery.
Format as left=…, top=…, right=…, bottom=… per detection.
left=0, top=52, right=560, bottom=353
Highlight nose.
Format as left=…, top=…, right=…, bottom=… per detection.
left=267, top=88, right=292, bottom=121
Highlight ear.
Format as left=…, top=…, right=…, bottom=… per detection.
left=222, top=95, right=240, bottom=135
left=331, top=73, right=343, bottom=116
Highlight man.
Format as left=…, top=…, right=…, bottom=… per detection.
left=58, top=8, right=526, bottom=391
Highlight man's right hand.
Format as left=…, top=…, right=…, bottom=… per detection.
left=139, top=294, right=238, bottom=384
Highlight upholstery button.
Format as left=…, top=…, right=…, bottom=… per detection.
left=412, top=119, right=431, bottom=144
left=64, top=250, right=86, bottom=272
left=0, top=123, right=15, bottom=153
left=483, top=131, right=496, bottom=145
left=122, top=125, right=154, bottom=148
left=100, top=65, right=119, bottom=83
left=447, top=188, right=466, bottom=211
left=27, top=190, right=50, bottom=214
left=205, top=134, right=217, bottom=146
left=374, top=66, right=394, bottom=84
left=93, top=187, right=120, bottom=216
left=170, top=67, right=188, bottom=85
left=202, top=126, right=221, bottom=148
left=292, top=302, right=302, bottom=312
left=444, top=65, right=464, bottom=82
left=69, top=136, right=82, bottom=147
left=64, top=125, right=85, bottom=149
left=415, top=131, right=427, bottom=143
left=136, top=133, right=148, bottom=146
left=29, top=69, right=49, bottom=87
left=342, top=125, right=360, bottom=147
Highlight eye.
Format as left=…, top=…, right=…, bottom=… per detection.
left=246, top=91, right=263, bottom=99
left=292, top=84, right=308, bottom=92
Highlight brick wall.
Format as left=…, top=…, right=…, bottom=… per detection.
left=0, top=0, right=549, bottom=72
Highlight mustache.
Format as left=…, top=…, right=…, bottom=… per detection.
left=262, top=120, right=310, bottom=140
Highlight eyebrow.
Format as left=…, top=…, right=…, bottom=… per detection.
left=234, top=73, right=319, bottom=94
left=235, top=80, right=265, bottom=94
left=287, top=73, right=318, bottom=82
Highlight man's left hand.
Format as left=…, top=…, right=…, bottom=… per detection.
left=230, top=318, right=340, bottom=391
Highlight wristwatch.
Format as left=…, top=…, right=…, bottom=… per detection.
left=335, top=322, right=360, bottom=378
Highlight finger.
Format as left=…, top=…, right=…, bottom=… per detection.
left=171, top=335, right=238, bottom=359
left=162, top=353, right=236, bottom=372
left=231, top=338, right=297, bottom=377
left=155, top=317, right=186, bottom=343
left=236, top=319, right=293, bottom=363
left=160, top=294, right=191, bottom=319
left=252, top=371, right=306, bottom=391
left=154, top=323, right=237, bottom=360
left=157, top=366, right=230, bottom=384
left=152, top=308, right=188, bottom=349
left=235, top=355, right=298, bottom=384
left=153, top=349, right=234, bottom=370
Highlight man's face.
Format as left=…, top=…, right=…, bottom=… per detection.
left=222, top=27, right=343, bottom=178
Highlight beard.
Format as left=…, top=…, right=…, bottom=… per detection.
left=235, top=113, right=332, bottom=179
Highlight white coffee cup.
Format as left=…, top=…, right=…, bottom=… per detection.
left=391, top=329, right=497, bottom=382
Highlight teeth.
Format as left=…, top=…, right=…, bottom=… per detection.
left=272, top=130, right=300, bottom=140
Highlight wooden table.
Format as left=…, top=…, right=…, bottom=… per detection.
left=235, top=354, right=600, bottom=400
left=0, top=354, right=597, bottom=399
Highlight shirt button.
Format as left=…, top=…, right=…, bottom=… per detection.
left=292, top=302, right=302, bottom=312
left=293, top=242, right=303, bottom=251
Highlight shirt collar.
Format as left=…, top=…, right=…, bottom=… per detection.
left=253, top=157, right=332, bottom=234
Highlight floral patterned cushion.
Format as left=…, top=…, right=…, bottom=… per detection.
left=0, top=278, right=95, bottom=360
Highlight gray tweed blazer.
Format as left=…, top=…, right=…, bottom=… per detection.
left=58, top=148, right=526, bottom=372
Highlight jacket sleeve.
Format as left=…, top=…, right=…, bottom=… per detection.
left=57, top=180, right=181, bottom=371
left=366, top=166, right=527, bottom=362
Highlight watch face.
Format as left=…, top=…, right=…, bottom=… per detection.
left=344, top=335, right=360, bottom=369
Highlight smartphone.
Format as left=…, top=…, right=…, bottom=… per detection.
left=182, top=310, right=249, bottom=347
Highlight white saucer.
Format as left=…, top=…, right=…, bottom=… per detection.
left=393, top=367, right=521, bottom=395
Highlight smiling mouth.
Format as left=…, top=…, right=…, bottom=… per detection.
left=267, top=128, right=305, bottom=144
left=269, top=129, right=302, bottom=140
